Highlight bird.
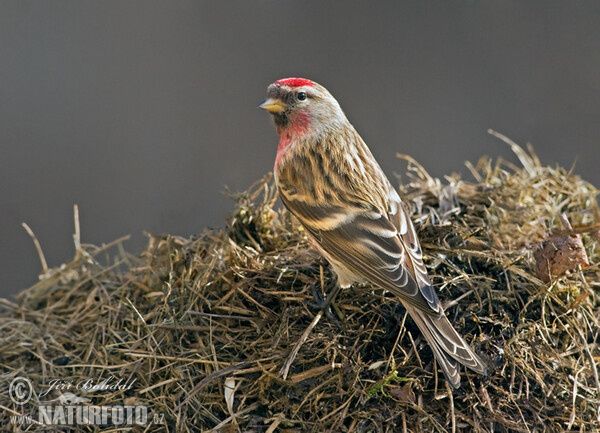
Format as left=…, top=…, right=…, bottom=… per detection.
left=259, top=77, right=486, bottom=388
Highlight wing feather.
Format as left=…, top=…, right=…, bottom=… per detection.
left=280, top=189, right=441, bottom=313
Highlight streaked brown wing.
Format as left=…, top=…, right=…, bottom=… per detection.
left=279, top=189, right=441, bottom=314
left=386, top=189, right=433, bottom=292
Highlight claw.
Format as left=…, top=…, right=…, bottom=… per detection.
left=306, top=283, right=343, bottom=329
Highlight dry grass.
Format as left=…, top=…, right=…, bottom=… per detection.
left=1, top=135, right=600, bottom=432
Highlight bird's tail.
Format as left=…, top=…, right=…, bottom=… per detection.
left=406, top=306, right=487, bottom=388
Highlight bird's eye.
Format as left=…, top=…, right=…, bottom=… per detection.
left=297, top=92, right=307, bottom=101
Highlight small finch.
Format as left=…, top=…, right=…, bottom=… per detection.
left=260, top=77, right=486, bottom=388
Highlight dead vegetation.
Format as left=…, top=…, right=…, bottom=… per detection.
left=1, top=134, right=600, bottom=432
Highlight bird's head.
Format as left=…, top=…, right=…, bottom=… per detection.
left=259, top=78, right=345, bottom=135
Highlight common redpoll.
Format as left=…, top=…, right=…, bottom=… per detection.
left=260, top=77, right=486, bottom=388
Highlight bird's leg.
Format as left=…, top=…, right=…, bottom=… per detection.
left=308, top=281, right=343, bottom=326
left=311, top=283, right=342, bottom=310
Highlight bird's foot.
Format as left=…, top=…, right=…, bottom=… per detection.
left=307, top=283, right=343, bottom=329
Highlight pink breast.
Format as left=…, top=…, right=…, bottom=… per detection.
left=274, top=111, right=311, bottom=167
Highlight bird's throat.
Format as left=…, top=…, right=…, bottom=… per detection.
left=274, top=111, right=312, bottom=168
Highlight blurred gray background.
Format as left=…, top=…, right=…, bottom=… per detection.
left=2, top=1, right=599, bottom=297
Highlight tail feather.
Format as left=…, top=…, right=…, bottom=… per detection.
left=407, top=306, right=487, bottom=388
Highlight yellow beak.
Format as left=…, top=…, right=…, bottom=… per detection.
left=259, top=98, right=286, bottom=113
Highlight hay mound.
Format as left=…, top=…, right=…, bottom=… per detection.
left=2, top=135, right=600, bottom=432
